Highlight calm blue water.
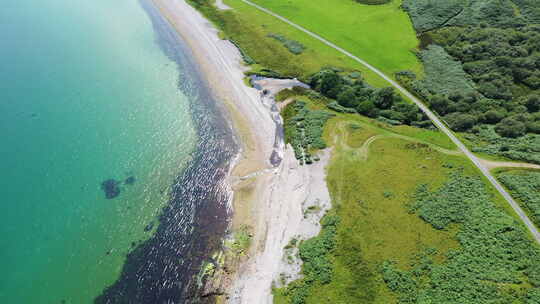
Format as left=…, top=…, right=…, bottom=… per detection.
left=0, top=0, right=232, bottom=302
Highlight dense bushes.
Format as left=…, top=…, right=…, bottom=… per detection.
left=402, top=0, right=466, bottom=32
left=283, top=101, right=334, bottom=164
left=413, top=45, right=475, bottom=96
left=409, top=28, right=540, bottom=136
left=467, top=125, right=540, bottom=164
left=498, top=170, right=540, bottom=228
left=402, top=0, right=540, bottom=32
left=385, top=170, right=540, bottom=303
left=279, top=214, right=340, bottom=304
left=401, top=0, right=540, bottom=163
left=309, top=69, right=431, bottom=127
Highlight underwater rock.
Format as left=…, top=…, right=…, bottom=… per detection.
left=101, top=179, right=120, bottom=199
left=144, top=223, right=154, bottom=232
left=124, top=176, right=136, bottom=185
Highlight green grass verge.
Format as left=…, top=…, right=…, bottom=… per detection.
left=239, top=0, right=423, bottom=77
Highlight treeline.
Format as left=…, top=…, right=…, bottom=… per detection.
left=309, top=69, right=432, bottom=127
left=400, top=0, right=540, bottom=162
left=400, top=25, right=540, bottom=138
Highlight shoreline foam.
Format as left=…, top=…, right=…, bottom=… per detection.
left=152, top=0, right=332, bottom=302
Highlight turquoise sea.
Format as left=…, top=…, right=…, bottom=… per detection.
left=0, top=0, right=234, bottom=302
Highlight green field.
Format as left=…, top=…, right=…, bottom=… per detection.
left=239, top=0, right=423, bottom=77
left=190, top=0, right=390, bottom=86
left=275, top=98, right=540, bottom=303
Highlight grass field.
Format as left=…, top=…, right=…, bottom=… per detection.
left=275, top=96, right=540, bottom=303
left=190, top=0, right=390, bottom=86
left=275, top=110, right=463, bottom=303
left=237, top=0, right=423, bottom=77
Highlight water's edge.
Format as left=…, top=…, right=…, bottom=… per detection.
left=94, top=0, right=238, bottom=302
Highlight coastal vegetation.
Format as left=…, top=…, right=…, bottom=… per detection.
left=227, top=225, right=253, bottom=256
left=282, top=100, right=334, bottom=164
left=275, top=94, right=540, bottom=303
left=184, top=0, right=540, bottom=302
left=497, top=169, right=540, bottom=228
left=309, top=68, right=432, bottom=128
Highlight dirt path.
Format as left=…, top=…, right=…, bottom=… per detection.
left=480, top=159, right=540, bottom=171
left=237, top=0, right=540, bottom=244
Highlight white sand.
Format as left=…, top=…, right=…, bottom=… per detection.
left=152, top=0, right=332, bottom=302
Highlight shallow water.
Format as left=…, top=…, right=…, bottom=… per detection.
left=0, top=0, right=234, bottom=302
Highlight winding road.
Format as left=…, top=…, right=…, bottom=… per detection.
left=238, top=0, right=540, bottom=243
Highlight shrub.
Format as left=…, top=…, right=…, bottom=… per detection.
left=281, top=214, right=340, bottom=304
left=268, top=33, right=306, bottom=55
left=495, top=117, right=527, bottom=138
left=283, top=101, right=334, bottom=164
left=414, top=45, right=476, bottom=96
left=444, top=112, right=476, bottom=131
left=498, top=171, right=540, bottom=229
left=385, top=171, right=540, bottom=303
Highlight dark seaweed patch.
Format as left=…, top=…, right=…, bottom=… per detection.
left=100, top=179, right=121, bottom=199
left=124, top=176, right=136, bottom=185
left=144, top=223, right=154, bottom=232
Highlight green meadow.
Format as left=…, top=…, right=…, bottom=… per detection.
left=242, top=0, right=423, bottom=77
left=191, top=0, right=423, bottom=86
left=275, top=97, right=540, bottom=303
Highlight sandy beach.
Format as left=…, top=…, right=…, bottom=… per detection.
left=152, top=0, right=332, bottom=302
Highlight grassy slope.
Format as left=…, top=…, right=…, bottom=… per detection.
left=196, top=0, right=389, bottom=86
left=314, top=116, right=462, bottom=303
left=236, top=0, right=423, bottom=77
left=276, top=97, right=537, bottom=303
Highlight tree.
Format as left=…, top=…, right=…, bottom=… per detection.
left=495, top=117, right=527, bottom=138
left=337, top=86, right=358, bottom=108
left=523, top=94, right=540, bottom=112
left=483, top=109, right=505, bottom=124
left=373, top=87, right=396, bottom=110
left=319, top=70, right=342, bottom=98
left=429, top=94, right=450, bottom=115
left=356, top=100, right=378, bottom=118
left=392, top=102, right=420, bottom=124
left=444, top=112, right=477, bottom=131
